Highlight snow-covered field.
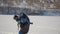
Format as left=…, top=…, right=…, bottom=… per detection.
left=0, top=15, right=60, bottom=34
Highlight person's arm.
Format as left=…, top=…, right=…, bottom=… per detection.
left=17, top=23, right=20, bottom=30
left=27, top=17, right=33, bottom=24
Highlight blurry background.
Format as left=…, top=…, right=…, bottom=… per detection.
left=0, top=0, right=60, bottom=16
left=0, top=0, right=60, bottom=9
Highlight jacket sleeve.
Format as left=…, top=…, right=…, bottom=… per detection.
left=27, top=17, right=30, bottom=23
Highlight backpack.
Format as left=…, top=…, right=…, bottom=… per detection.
left=20, top=17, right=29, bottom=24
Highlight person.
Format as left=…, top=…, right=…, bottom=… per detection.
left=14, top=12, right=30, bottom=34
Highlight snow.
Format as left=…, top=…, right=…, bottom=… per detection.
left=0, top=15, right=60, bottom=34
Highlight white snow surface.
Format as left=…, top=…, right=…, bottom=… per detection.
left=0, top=15, right=60, bottom=34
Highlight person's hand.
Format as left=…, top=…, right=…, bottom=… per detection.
left=30, top=22, right=33, bottom=24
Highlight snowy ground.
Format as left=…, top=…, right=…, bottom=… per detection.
left=0, top=15, right=60, bottom=34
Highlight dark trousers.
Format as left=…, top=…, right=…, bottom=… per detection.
left=19, top=24, right=30, bottom=34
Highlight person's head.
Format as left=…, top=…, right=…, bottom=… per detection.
left=14, top=15, right=18, bottom=21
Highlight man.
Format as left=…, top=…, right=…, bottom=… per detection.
left=14, top=12, right=30, bottom=34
